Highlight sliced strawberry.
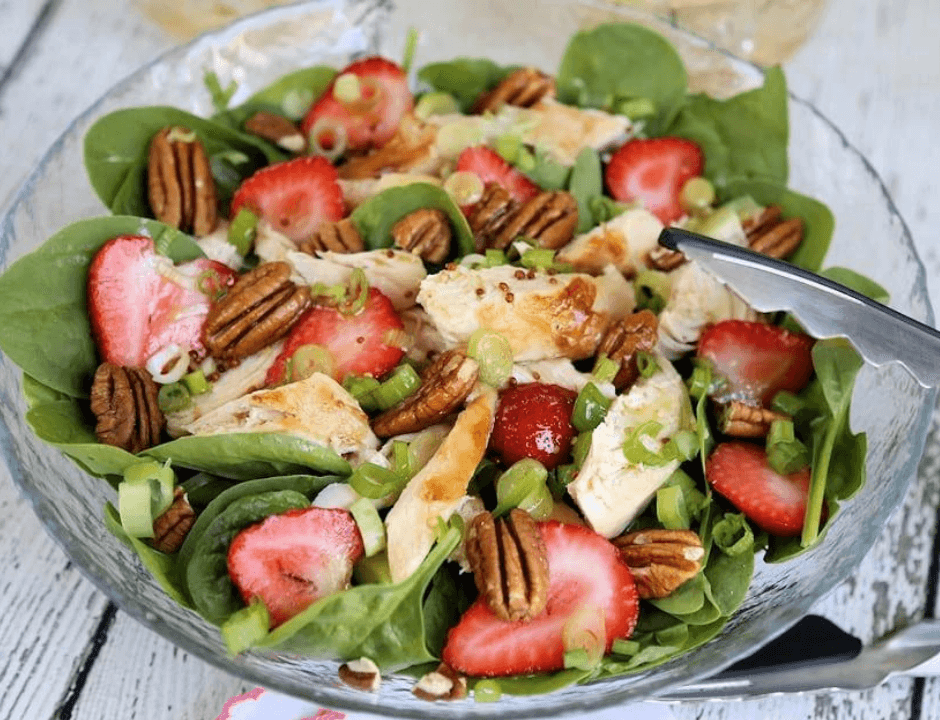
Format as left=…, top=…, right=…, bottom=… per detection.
left=87, top=235, right=235, bottom=368
left=227, top=506, right=364, bottom=627
left=604, top=137, right=704, bottom=225
left=706, top=441, right=812, bottom=537
left=456, top=146, right=540, bottom=204
left=230, top=156, right=344, bottom=244
left=489, top=383, right=578, bottom=470
left=697, top=320, right=815, bottom=407
left=442, top=520, right=638, bottom=677
left=265, top=287, right=404, bottom=385
left=301, top=56, right=413, bottom=153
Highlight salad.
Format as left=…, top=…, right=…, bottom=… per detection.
left=0, top=21, right=880, bottom=701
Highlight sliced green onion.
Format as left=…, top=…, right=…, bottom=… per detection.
left=611, top=638, right=641, bottom=656
left=591, top=354, right=619, bottom=385
left=344, top=375, right=382, bottom=411
left=515, top=146, right=536, bottom=173
left=721, top=194, right=763, bottom=224
left=562, top=604, right=605, bottom=670
left=369, top=364, right=421, bottom=410
left=679, top=177, right=716, bottom=214
left=118, top=479, right=156, bottom=538
left=668, top=429, right=699, bottom=462
left=548, top=464, right=578, bottom=498
left=766, top=419, right=810, bottom=474
left=474, top=679, right=502, bottom=703
left=348, top=462, right=406, bottom=500
left=309, top=116, right=348, bottom=162
left=414, top=91, right=460, bottom=120
left=771, top=390, right=808, bottom=417
left=712, top=512, right=755, bottom=556
left=483, top=248, right=507, bottom=267
left=286, top=344, right=337, bottom=382
left=401, top=27, right=419, bottom=73
left=495, top=133, right=523, bottom=164
left=572, top=431, right=593, bottom=468
left=614, top=97, right=656, bottom=119
left=182, top=369, right=210, bottom=395
left=622, top=421, right=667, bottom=466
left=124, top=459, right=175, bottom=515
left=466, top=329, right=513, bottom=387
left=518, top=482, right=554, bottom=520
left=633, top=269, right=671, bottom=315
left=407, top=425, right=449, bottom=475
left=519, top=248, right=557, bottom=270
left=493, top=459, right=548, bottom=517
left=349, top=497, right=387, bottom=557
left=572, top=382, right=612, bottom=433
left=443, top=170, right=484, bottom=206
left=221, top=601, right=270, bottom=656
left=636, top=350, right=660, bottom=379
left=340, top=268, right=370, bottom=316
left=353, top=551, right=393, bottom=585
left=656, top=484, right=690, bottom=530
left=227, top=207, right=258, bottom=256
left=157, top=382, right=191, bottom=413
left=197, top=268, right=228, bottom=301
left=390, top=440, right=412, bottom=479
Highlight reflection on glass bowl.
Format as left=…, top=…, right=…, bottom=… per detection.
left=0, top=0, right=934, bottom=717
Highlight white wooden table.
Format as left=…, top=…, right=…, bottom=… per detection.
left=0, top=1, right=938, bottom=718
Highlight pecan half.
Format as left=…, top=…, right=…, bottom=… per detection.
left=465, top=509, right=550, bottom=622
left=371, top=349, right=479, bottom=437
left=151, top=487, right=196, bottom=554
left=338, top=114, right=437, bottom=180
left=244, top=111, right=307, bottom=153
left=147, top=126, right=218, bottom=236
left=297, top=217, right=365, bottom=255
left=466, top=183, right=519, bottom=251
left=203, top=261, right=311, bottom=361
left=90, top=363, right=164, bottom=453
left=495, top=190, right=579, bottom=250
left=745, top=205, right=804, bottom=259
left=646, top=245, right=686, bottom=272
left=391, top=208, right=451, bottom=263
left=412, top=663, right=468, bottom=701
left=473, top=67, right=555, bottom=114
left=338, top=657, right=381, bottom=692
left=614, top=529, right=704, bottom=599
left=596, top=310, right=659, bottom=391
left=719, top=401, right=790, bottom=438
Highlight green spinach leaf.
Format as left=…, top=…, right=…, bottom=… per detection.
left=417, top=59, right=516, bottom=112
left=213, top=65, right=337, bottom=126
left=567, top=147, right=604, bottom=233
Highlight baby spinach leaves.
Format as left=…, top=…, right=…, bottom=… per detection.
left=417, top=59, right=516, bottom=112
left=212, top=65, right=337, bottom=126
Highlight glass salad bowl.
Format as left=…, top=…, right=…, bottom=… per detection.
left=0, top=0, right=934, bottom=716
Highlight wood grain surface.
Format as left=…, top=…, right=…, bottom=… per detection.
left=0, top=1, right=937, bottom=718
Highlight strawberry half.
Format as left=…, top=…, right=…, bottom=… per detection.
left=456, top=146, right=540, bottom=204
left=301, top=56, right=413, bottom=153
left=230, top=156, right=345, bottom=244
left=706, top=441, right=812, bottom=537
left=442, top=520, right=638, bottom=677
left=604, top=137, right=704, bottom=225
left=227, top=506, right=364, bottom=627
left=697, top=319, right=815, bottom=407
left=264, top=287, right=405, bottom=386
left=87, top=235, right=235, bottom=368
left=489, top=383, right=578, bottom=470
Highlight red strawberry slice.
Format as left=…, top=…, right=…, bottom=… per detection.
left=227, top=506, right=364, bottom=627
left=442, top=520, right=638, bottom=677
left=697, top=320, right=815, bottom=407
left=489, top=383, right=578, bottom=470
left=604, top=137, right=704, bottom=225
left=265, top=287, right=405, bottom=385
left=87, top=235, right=235, bottom=368
left=301, top=57, right=413, bottom=153
left=230, top=156, right=345, bottom=244
left=706, top=441, right=812, bottom=537
left=456, top=146, right=540, bottom=204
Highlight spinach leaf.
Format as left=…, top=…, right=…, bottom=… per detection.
left=820, top=267, right=890, bottom=303
left=649, top=572, right=706, bottom=616
left=213, top=65, right=337, bottom=127
left=556, top=23, right=688, bottom=134
left=0, top=216, right=202, bottom=398
left=487, top=668, right=593, bottom=696
left=350, top=183, right=475, bottom=256
left=705, top=542, right=754, bottom=616
left=666, top=67, right=788, bottom=188
left=720, top=177, right=834, bottom=272
left=417, top=59, right=517, bottom=112
left=185, top=489, right=310, bottom=623
left=260, top=527, right=462, bottom=671
left=104, top=502, right=192, bottom=608
left=567, top=147, right=604, bottom=233
left=422, top=564, right=474, bottom=657
left=83, top=107, right=287, bottom=216
left=144, top=433, right=350, bottom=481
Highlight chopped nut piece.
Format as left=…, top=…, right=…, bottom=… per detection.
left=371, top=349, right=479, bottom=437
left=244, top=111, right=307, bottom=153
left=473, top=67, right=556, bottom=114
left=391, top=208, right=452, bottom=263
left=412, top=663, right=468, bottom=701
left=151, top=487, right=195, bottom=554
left=719, top=401, right=790, bottom=438
left=465, top=509, right=550, bottom=622
left=744, top=205, right=804, bottom=259
left=466, top=183, right=519, bottom=251
left=596, top=310, right=659, bottom=391
left=646, top=244, right=686, bottom=271
left=614, top=529, right=704, bottom=599
left=338, top=113, right=437, bottom=179
left=497, top=190, right=579, bottom=250
left=147, top=126, right=218, bottom=236
left=90, top=363, right=164, bottom=453
left=203, top=261, right=311, bottom=361
left=338, top=657, right=381, bottom=692
left=298, top=217, right=365, bottom=255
